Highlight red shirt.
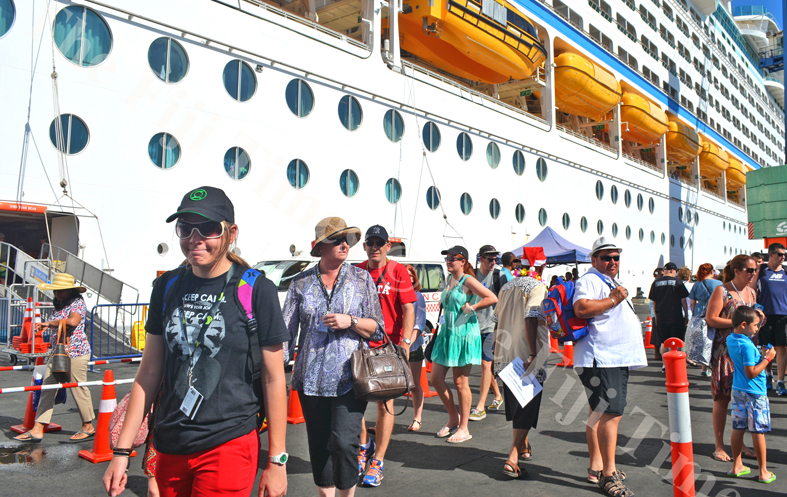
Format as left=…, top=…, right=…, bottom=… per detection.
left=356, top=259, right=417, bottom=345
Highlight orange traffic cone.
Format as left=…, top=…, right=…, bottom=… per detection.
left=287, top=385, right=305, bottom=424
left=556, top=341, right=574, bottom=367
left=644, top=317, right=655, bottom=349
left=20, top=297, right=33, bottom=343
left=80, top=370, right=136, bottom=463
left=549, top=335, right=560, bottom=354
left=11, top=357, right=62, bottom=433
left=407, top=365, right=438, bottom=398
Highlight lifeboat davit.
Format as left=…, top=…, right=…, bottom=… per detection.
left=613, top=93, right=668, bottom=144
left=553, top=52, right=621, bottom=120
left=698, top=139, right=730, bottom=178
left=398, top=0, right=546, bottom=84
left=665, top=120, right=701, bottom=164
left=726, top=157, right=746, bottom=191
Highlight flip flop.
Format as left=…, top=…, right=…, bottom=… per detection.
left=64, top=429, right=95, bottom=444
left=503, top=460, right=526, bottom=479
left=13, top=431, right=42, bottom=443
left=759, top=472, right=776, bottom=484
left=741, top=447, right=756, bottom=459
left=726, top=466, right=751, bottom=478
left=446, top=433, right=472, bottom=444
left=407, top=419, right=422, bottom=432
left=436, top=425, right=458, bottom=438
left=712, top=451, right=731, bottom=462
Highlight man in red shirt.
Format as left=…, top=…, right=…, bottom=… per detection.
left=356, top=225, right=416, bottom=487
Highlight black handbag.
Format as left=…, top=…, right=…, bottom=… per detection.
left=49, top=321, right=71, bottom=383
left=424, top=304, right=443, bottom=363
left=351, top=332, right=415, bottom=415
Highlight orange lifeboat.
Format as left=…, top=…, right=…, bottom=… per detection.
left=614, top=93, right=668, bottom=144
left=726, top=157, right=746, bottom=191
left=665, top=120, right=701, bottom=164
left=398, top=0, right=546, bottom=84
left=698, top=138, right=729, bottom=178
left=553, top=52, right=621, bottom=120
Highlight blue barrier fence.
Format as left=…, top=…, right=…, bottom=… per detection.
left=89, top=303, right=148, bottom=361
left=0, top=298, right=24, bottom=345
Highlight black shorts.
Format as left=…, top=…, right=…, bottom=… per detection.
left=503, top=383, right=542, bottom=430
left=655, top=321, right=686, bottom=346
left=409, top=346, right=424, bottom=363
left=760, top=315, right=787, bottom=347
left=577, top=364, right=629, bottom=416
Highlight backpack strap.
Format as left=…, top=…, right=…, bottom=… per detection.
left=235, top=268, right=267, bottom=429
left=492, top=268, right=504, bottom=295
left=161, top=266, right=187, bottom=313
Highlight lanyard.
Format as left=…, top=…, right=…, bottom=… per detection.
left=180, top=264, right=236, bottom=383
left=375, top=259, right=389, bottom=287
left=317, top=264, right=343, bottom=313
left=730, top=280, right=752, bottom=306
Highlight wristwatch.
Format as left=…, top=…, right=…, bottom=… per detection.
left=351, top=315, right=359, bottom=328
left=402, top=338, right=412, bottom=345
left=269, top=452, right=288, bottom=465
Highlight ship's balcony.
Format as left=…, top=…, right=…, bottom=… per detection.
left=692, top=0, right=716, bottom=17
left=764, top=77, right=785, bottom=108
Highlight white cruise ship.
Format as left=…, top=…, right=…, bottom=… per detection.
left=0, top=0, right=784, bottom=301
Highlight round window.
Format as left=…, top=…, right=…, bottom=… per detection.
left=148, top=37, right=188, bottom=83
left=536, top=158, right=548, bottom=181
left=460, top=193, right=473, bottom=215
left=1, top=0, right=16, bottom=38
left=637, top=193, right=644, bottom=211
left=610, top=185, right=618, bottom=204
left=611, top=223, right=618, bottom=237
left=223, top=60, right=256, bottom=102
left=515, top=204, right=525, bottom=223
left=385, top=178, right=401, bottom=204
left=49, top=114, right=89, bottom=154
left=624, top=189, right=632, bottom=208
left=597, top=219, right=604, bottom=235
left=678, top=206, right=684, bottom=222
left=661, top=233, right=666, bottom=245
left=680, top=236, right=685, bottom=248
left=489, top=198, right=501, bottom=219
left=562, top=213, right=570, bottom=230
left=580, top=216, right=588, bottom=233
left=513, top=151, right=525, bottom=175
left=487, top=142, right=500, bottom=169
left=595, top=180, right=604, bottom=200
left=287, top=159, right=310, bottom=189
left=54, top=6, right=112, bottom=67
left=625, top=226, right=631, bottom=240
left=671, top=234, right=675, bottom=247
left=338, top=95, right=363, bottom=131
left=686, top=208, right=692, bottom=224
left=650, top=231, right=655, bottom=243
left=649, top=197, right=655, bottom=214
left=286, top=78, right=314, bottom=117
left=224, top=147, right=251, bottom=180
left=426, top=186, right=441, bottom=210
left=148, top=133, right=180, bottom=169
left=538, top=208, right=547, bottom=227
left=639, top=228, right=644, bottom=242
left=383, top=109, right=404, bottom=142
left=422, top=122, right=440, bottom=152
left=339, top=169, right=359, bottom=197
left=457, top=133, right=473, bottom=161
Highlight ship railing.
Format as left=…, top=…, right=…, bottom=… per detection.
left=669, top=175, right=695, bottom=188
left=700, top=185, right=725, bottom=201
left=622, top=153, right=660, bottom=172
left=556, top=123, right=617, bottom=154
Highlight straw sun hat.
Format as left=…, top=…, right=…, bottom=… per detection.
left=38, top=273, right=87, bottom=293
left=310, top=217, right=361, bottom=256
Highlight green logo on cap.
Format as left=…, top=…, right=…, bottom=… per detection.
left=190, top=189, right=207, bottom=201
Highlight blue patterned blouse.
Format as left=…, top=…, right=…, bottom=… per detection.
left=282, top=262, right=384, bottom=397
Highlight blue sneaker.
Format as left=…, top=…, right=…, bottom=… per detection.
left=766, top=375, right=773, bottom=390
left=362, top=458, right=384, bottom=487
left=358, top=438, right=375, bottom=476
left=777, top=381, right=787, bottom=396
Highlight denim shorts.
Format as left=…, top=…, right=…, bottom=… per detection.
left=481, top=332, right=495, bottom=362
left=731, top=389, right=771, bottom=433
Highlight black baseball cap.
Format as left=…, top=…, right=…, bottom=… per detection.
left=479, top=244, right=500, bottom=256
left=365, top=225, right=389, bottom=242
left=664, top=262, right=679, bottom=271
left=166, top=186, right=235, bottom=224
left=441, top=245, right=469, bottom=260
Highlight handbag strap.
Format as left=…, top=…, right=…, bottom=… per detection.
left=57, top=320, right=70, bottom=348
left=383, top=345, right=412, bottom=416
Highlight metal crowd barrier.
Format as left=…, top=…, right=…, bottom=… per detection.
left=89, top=303, right=148, bottom=361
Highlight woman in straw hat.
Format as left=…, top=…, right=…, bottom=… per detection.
left=14, top=273, right=95, bottom=443
left=282, top=216, right=384, bottom=496
left=104, top=187, right=290, bottom=497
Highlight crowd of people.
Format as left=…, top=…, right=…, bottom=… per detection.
left=7, top=186, right=775, bottom=497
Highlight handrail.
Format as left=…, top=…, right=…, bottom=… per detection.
left=556, top=124, right=618, bottom=154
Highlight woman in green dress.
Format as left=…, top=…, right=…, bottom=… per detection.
left=430, top=246, right=497, bottom=444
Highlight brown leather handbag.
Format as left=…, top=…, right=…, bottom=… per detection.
left=351, top=332, right=415, bottom=414
left=49, top=321, right=71, bottom=383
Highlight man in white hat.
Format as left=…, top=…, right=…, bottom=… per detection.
left=572, top=237, right=646, bottom=497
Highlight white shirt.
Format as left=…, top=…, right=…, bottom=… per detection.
left=572, top=267, right=647, bottom=369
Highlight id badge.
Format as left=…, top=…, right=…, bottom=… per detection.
left=317, top=319, right=329, bottom=333
left=180, top=386, right=204, bottom=420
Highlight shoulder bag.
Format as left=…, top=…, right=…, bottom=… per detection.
left=49, top=321, right=71, bottom=383
left=351, top=331, right=415, bottom=415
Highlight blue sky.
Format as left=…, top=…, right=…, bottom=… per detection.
left=733, top=0, right=784, bottom=29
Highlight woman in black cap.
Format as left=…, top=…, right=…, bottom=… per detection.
left=430, top=246, right=497, bottom=444
left=104, top=187, right=290, bottom=497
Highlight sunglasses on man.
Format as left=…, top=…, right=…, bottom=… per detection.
left=599, top=255, right=620, bottom=262
left=365, top=239, right=387, bottom=248
left=482, top=256, right=497, bottom=263
left=176, top=220, right=225, bottom=239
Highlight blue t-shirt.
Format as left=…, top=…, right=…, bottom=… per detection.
left=412, top=291, right=426, bottom=349
left=501, top=268, right=513, bottom=281
left=687, top=279, right=723, bottom=316
left=757, top=267, right=787, bottom=315
left=727, top=332, right=766, bottom=395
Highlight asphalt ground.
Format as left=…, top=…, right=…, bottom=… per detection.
left=1, top=345, right=786, bottom=497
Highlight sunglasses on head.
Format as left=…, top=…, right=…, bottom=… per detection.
left=445, top=255, right=465, bottom=263
left=366, top=239, right=387, bottom=248
left=599, top=255, right=620, bottom=262
left=176, top=220, right=225, bottom=239
left=737, top=267, right=757, bottom=274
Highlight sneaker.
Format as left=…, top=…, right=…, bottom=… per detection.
left=488, top=398, right=504, bottom=411
left=469, top=408, right=487, bottom=421
left=362, top=459, right=384, bottom=487
left=358, top=438, right=375, bottom=476
left=661, top=365, right=666, bottom=373
left=766, top=375, right=773, bottom=390
left=777, top=381, right=787, bottom=396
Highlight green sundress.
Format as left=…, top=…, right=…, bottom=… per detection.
left=431, top=275, right=482, bottom=367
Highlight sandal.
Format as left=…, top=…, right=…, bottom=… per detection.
left=520, top=442, right=532, bottom=461
left=588, top=468, right=602, bottom=484
left=726, top=466, right=751, bottom=478
left=64, top=429, right=95, bottom=443
left=759, top=471, right=776, bottom=484
left=503, top=460, right=526, bottom=479
left=599, top=474, right=634, bottom=497
left=712, top=451, right=731, bottom=462
left=13, top=431, right=42, bottom=443
left=446, top=432, right=472, bottom=444
left=436, top=425, right=458, bottom=438
left=407, top=419, right=422, bottom=432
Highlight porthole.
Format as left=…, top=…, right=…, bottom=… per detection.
left=515, top=204, right=525, bottom=224
left=536, top=158, right=548, bottom=181
left=156, top=243, right=168, bottom=256
left=457, top=133, right=473, bottom=161
left=686, top=208, right=692, bottom=224
left=671, top=234, right=675, bottom=247
left=695, top=212, right=699, bottom=224
left=723, top=221, right=726, bottom=230
left=610, top=185, right=618, bottom=204
left=54, top=6, right=112, bottom=67
left=661, top=233, right=666, bottom=245
left=460, top=193, right=473, bottom=215
left=649, top=197, right=655, bottom=214
left=728, top=223, right=732, bottom=232
left=650, top=231, right=655, bottom=244
left=595, top=180, right=604, bottom=200
left=0, top=0, right=15, bottom=38
left=612, top=223, right=618, bottom=237
left=384, top=178, right=401, bottom=203
left=680, top=236, right=685, bottom=248
left=625, top=226, right=631, bottom=240
left=724, top=246, right=727, bottom=255
left=426, top=186, right=441, bottom=210
left=489, top=199, right=501, bottom=219
left=513, top=151, right=525, bottom=175
left=538, top=208, right=547, bottom=227
left=224, top=147, right=251, bottom=180
left=286, top=79, right=314, bottom=117
left=624, top=189, right=632, bottom=208
left=383, top=109, right=404, bottom=142
left=688, top=239, right=693, bottom=249
left=487, top=142, right=501, bottom=169
left=49, top=114, right=88, bottom=154
left=637, top=193, right=644, bottom=211
left=147, top=133, right=180, bottom=169
left=339, top=169, right=359, bottom=197
left=422, top=122, right=440, bottom=152
left=597, top=220, right=604, bottom=235
left=148, top=37, right=188, bottom=83
left=678, top=206, right=684, bottom=222
left=222, top=60, right=256, bottom=102
left=580, top=216, right=588, bottom=233
left=562, top=213, right=570, bottom=230
left=639, top=228, right=644, bottom=242
left=287, top=159, right=309, bottom=189
left=338, top=95, right=363, bottom=131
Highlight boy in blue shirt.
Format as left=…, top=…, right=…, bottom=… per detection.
left=726, top=306, right=777, bottom=483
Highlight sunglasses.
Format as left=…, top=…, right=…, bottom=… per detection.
left=327, top=236, right=349, bottom=246
left=483, top=257, right=497, bottom=263
left=773, top=252, right=787, bottom=258
left=445, top=255, right=465, bottom=263
left=176, top=220, right=225, bottom=239
left=599, top=255, right=621, bottom=262
left=737, top=267, right=757, bottom=274
left=366, top=239, right=387, bottom=248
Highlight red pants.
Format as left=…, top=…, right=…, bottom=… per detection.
left=155, top=430, right=259, bottom=497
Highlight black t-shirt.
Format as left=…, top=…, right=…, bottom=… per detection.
left=648, top=276, right=689, bottom=324
left=146, top=266, right=289, bottom=455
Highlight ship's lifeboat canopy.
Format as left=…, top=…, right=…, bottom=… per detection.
left=698, top=139, right=730, bottom=178
left=553, top=52, right=621, bottom=120
left=665, top=120, right=701, bottom=164
left=726, top=157, right=746, bottom=191
left=615, top=93, right=668, bottom=145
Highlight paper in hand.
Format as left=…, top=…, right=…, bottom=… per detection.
left=499, top=357, right=543, bottom=408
